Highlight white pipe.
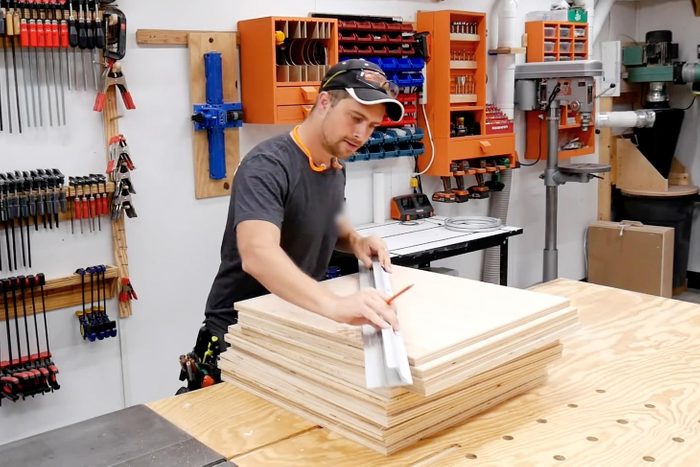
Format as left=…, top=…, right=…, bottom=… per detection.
left=592, top=0, right=617, bottom=46
left=483, top=0, right=518, bottom=284
left=498, top=0, right=519, bottom=49
left=496, top=0, right=518, bottom=119
left=497, top=56, right=516, bottom=120
left=596, top=110, right=656, bottom=128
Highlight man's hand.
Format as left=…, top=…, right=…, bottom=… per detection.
left=328, top=289, right=399, bottom=331
left=352, top=235, right=393, bottom=273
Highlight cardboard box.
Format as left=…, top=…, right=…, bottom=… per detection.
left=587, top=221, right=674, bottom=297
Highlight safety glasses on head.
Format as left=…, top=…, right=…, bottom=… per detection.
left=322, top=67, right=400, bottom=98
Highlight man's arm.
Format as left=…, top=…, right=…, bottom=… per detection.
left=336, top=217, right=393, bottom=272
left=238, top=220, right=398, bottom=330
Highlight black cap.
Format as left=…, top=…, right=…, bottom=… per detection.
left=320, top=59, right=405, bottom=122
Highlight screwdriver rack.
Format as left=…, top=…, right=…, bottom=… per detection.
left=415, top=10, right=517, bottom=181
left=0, top=265, right=118, bottom=320
left=0, top=0, right=109, bottom=133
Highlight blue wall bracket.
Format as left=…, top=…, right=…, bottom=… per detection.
left=192, top=52, right=243, bottom=180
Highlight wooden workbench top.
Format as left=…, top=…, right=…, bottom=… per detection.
left=149, top=279, right=700, bottom=465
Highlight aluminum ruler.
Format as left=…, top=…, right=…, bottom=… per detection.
left=358, top=260, right=413, bottom=388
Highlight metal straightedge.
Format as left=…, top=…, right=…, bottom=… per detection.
left=358, top=260, right=412, bottom=389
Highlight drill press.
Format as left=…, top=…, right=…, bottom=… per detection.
left=515, top=61, right=610, bottom=282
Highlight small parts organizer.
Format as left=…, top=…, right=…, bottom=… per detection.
left=526, top=21, right=589, bottom=63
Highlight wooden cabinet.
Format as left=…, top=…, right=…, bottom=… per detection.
left=415, top=10, right=516, bottom=179
left=238, top=17, right=338, bottom=124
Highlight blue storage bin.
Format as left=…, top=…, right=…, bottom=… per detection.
left=409, top=74, right=424, bottom=86
left=383, top=130, right=398, bottom=145
left=368, top=131, right=384, bottom=146
left=369, top=147, right=385, bottom=160
left=366, top=57, right=383, bottom=68
left=381, top=58, right=399, bottom=72
left=410, top=57, right=425, bottom=71
left=398, top=143, right=413, bottom=157
left=383, top=144, right=399, bottom=158
left=411, top=127, right=424, bottom=141
left=355, top=146, right=371, bottom=161
left=397, top=58, right=413, bottom=71
left=411, top=142, right=425, bottom=157
left=395, top=128, right=412, bottom=143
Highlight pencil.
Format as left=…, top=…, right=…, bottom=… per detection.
left=385, top=284, right=414, bottom=305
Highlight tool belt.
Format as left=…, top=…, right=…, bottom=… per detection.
left=177, top=326, right=223, bottom=394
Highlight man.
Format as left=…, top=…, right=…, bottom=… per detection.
left=203, top=59, right=406, bottom=343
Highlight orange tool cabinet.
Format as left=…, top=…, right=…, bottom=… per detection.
left=524, top=21, right=593, bottom=160
left=238, top=17, right=338, bottom=124
left=415, top=10, right=517, bottom=179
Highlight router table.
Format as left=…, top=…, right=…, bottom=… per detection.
left=1, top=279, right=698, bottom=465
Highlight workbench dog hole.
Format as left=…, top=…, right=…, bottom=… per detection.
left=553, top=455, right=566, bottom=461
left=587, top=436, right=599, bottom=442
left=209, top=37, right=214, bottom=43
left=672, top=437, right=685, bottom=443
left=568, top=403, right=579, bottom=408
left=465, top=454, right=478, bottom=460
left=224, top=182, right=230, bottom=190
left=502, top=435, right=514, bottom=441
left=617, top=419, right=629, bottom=424
left=643, top=456, right=656, bottom=462
left=537, top=418, right=548, bottom=424
left=645, top=403, right=656, bottom=409
left=596, top=389, right=606, bottom=393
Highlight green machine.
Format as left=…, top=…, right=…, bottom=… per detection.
left=623, top=30, right=700, bottom=104
left=621, top=30, right=699, bottom=180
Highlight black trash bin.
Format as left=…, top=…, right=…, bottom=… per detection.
left=615, top=190, right=697, bottom=290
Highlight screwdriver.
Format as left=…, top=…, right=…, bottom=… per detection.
left=9, top=1, right=27, bottom=131
left=37, top=8, right=53, bottom=126
left=68, top=0, right=76, bottom=89
left=84, top=0, right=94, bottom=89
left=2, top=1, right=15, bottom=133
left=19, top=2, right=38, bottom=127
left=58, top=0, right=69, bottom=92
left=0, top=5, right=5, bottom=132
left=48, top=0, right=62, bottom=125
left=28, top=3, right=44, bottom=126
left=77, top=0, right=86, bottom=89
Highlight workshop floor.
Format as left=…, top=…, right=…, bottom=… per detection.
left=675, top=288, right=700, bottom=304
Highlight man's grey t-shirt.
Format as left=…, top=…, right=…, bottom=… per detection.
left=204, top=133, right=346, bottom=337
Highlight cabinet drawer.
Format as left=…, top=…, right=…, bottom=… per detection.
left=447, top=134, right=515, bottom=158
left=275, top=86, right=319, bottom=105
left=276, top=105, right=313, bottom=124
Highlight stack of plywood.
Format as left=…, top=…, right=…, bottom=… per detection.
left=219, top=266, right=576, bottom=454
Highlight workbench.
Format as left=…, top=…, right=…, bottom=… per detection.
left=2, top=279, right=698, bottom=465
left=347, top=216, right=523, bottom=286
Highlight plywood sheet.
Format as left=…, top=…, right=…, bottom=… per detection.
left=230, top=279, right=700, bottom=466
left=235, top=266, right=570, bottom=367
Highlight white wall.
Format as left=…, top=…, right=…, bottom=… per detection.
left=1, top=0, right=603, bottom=442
